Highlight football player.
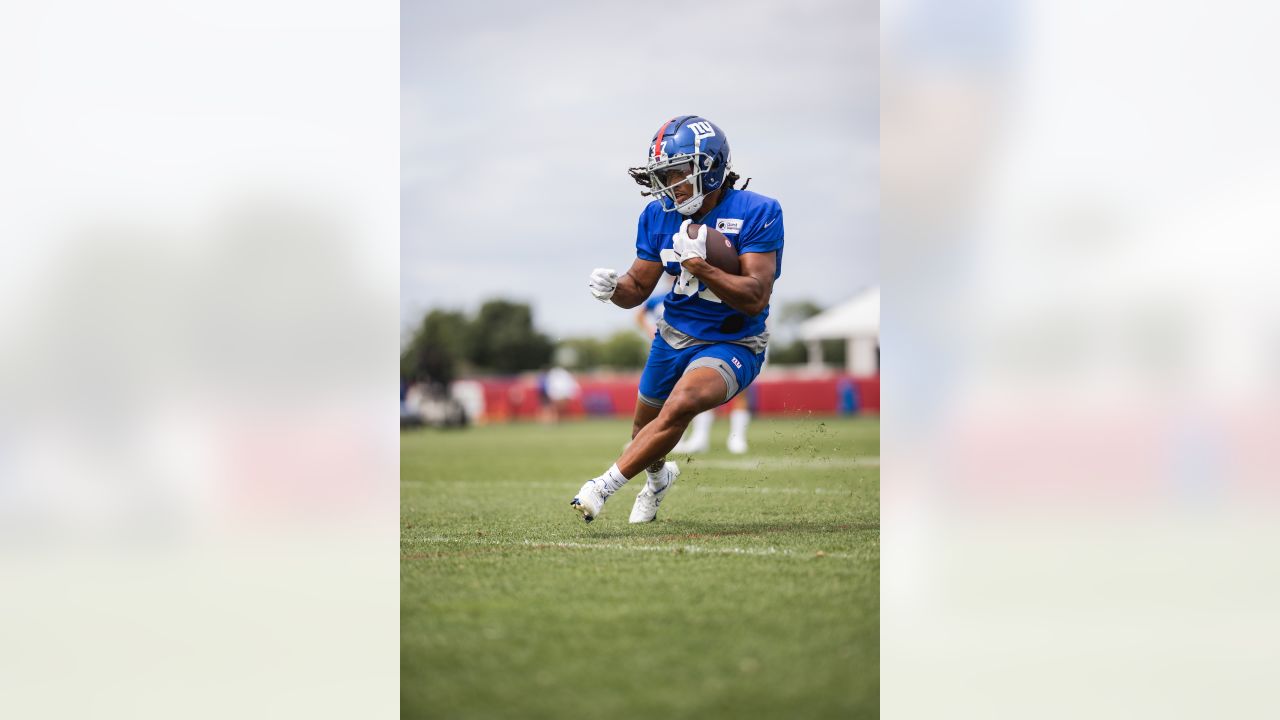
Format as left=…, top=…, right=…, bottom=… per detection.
left=573, top=115, right=784, bottom=523
left=638, top=288, right=754, bottom=457
left=635, top=277, right=749, bottom=456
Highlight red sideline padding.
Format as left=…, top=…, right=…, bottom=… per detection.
left=752, top=376, right=877, bottom=415
left=853, top=377, right=879, bottom=413
left=469, top=373, right=878, bottom=421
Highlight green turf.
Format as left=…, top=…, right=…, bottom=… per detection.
left=401, top=416, right=879, bottom=719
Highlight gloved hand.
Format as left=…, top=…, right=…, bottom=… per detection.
left=672, top=218, right=708, bottom=265
left=674, top=267, right=698, bottom=296
left=588, top=267, right=618, bottom=302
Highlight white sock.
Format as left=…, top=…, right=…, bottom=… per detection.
left=645, top=463, right=670, bottom=492
left=596, top=464, right=630, bottom=496
left=686, top=411, right=714, bottom=446
left=728, top=409, right=750, bottom=444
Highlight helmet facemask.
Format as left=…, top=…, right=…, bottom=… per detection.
left=650, top=155, right=711, bottom=213
left=640, top=153, right=718, bottom=216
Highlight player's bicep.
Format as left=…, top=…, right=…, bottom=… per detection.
left=740, top=252, right=777, bottom=296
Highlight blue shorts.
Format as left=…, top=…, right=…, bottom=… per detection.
left=637, top=334, right=766, bottom=409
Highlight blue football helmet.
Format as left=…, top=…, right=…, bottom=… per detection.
left=628, top=115, right=732, bottom=216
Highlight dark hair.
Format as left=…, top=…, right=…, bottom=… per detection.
left=724, top=170, right=751, bottom=191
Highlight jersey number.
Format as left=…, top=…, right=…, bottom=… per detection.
left=660, top=249, right=722, bottom=303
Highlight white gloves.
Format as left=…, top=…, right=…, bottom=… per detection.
left=672, top=219, right=707, bottom=296
left=672, top=218, right=707, bottom=264
left=588, top=267, right=618, bottom=302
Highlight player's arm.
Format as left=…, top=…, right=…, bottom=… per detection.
left=609, top=259, right=664, bottom=309
left=681, top=252, right=776, bottom=317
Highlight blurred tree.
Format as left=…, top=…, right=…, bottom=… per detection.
left=769, top=338, right=847, bottom=368
left=401, top=309, right=470, bottom=384
left=776, top=300, right=824, bottom=323
left=555, top=331, right=647, bottom=370
left=769, top=340, right=807, bottom=365
left=468, top=299, right=554, bottom=374
left=822, top=338, right=847, bottom=367
left=557, top=337, right=603, bottom=370
left=598, top=331, right=647, bottom=369
left=402, top=300, right=554, bottom=379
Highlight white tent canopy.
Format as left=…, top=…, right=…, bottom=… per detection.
left=798, top=286, right=880, bottom=375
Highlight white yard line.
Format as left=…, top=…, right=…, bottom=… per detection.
left=405, top=480, right=871, bottom=494
left=693, top=486, right=862, bottom=494
left=402, top=535, right=852, bottom=560
left=399, top=456, right=880, bottom=484
left=402, top=456, right=879, bottom=489
left=692, top=456, right=879, bottom=470
left=404, top=480, right=868, bottom=496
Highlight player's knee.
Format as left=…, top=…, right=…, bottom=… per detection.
left=664, top=391, right=708, bottom=425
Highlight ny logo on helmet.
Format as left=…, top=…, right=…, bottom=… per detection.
left=689, top=121, right=716, bottom=140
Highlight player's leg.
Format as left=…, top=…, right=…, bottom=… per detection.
left=571, top=334, right=686, bottom=522
left=672, top=408, right=713, bottom=454
left=622, top=344, right=762, bottom=522
left=631, top=398, right=662, bottom=440
left=572, top=365, right=720, bottom=524
left=618, top=367, right=726, bottom=476
left=629, top=398, right=671, bottom=475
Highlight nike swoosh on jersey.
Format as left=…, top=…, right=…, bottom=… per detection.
left=762, top=217, right=777, bottom=228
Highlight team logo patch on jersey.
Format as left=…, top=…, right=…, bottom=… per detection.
left=715, top=218, right=743, bottom=234
left=730, top=357, right=743, bottom=369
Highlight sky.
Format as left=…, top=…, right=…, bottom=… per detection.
left=402, top=0, right=879, bottom=342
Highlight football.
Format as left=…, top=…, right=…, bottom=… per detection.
left=686, top=223, right=741, bottom=274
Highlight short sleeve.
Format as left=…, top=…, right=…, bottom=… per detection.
left=635, top=206, right=661, bottom=261
left=738, top=200, right=784, bottom=254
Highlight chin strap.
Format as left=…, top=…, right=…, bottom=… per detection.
left=675, top=195, right=704, bottom=216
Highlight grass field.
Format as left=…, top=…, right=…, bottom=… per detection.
left=401, top=415, right=879, bottom=719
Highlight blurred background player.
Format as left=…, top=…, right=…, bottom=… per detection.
left=538, top=365, right=580, bottom=423
left=573, top=114, right=784, bottom=523
left=637, top=281, right=753, bottom=455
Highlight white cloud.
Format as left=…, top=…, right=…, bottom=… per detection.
left=402, top=0, right=879, bottom=335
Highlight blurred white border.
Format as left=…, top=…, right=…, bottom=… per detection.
left=0, top=2, right=399, bottom=717
left=884, top=1, right=1280, bottom=717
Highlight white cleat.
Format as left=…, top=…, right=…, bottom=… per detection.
left=570, top=479, right=608, bottom=523
left=629, top=462, right=680, bottom=523
left=727, top=436, right=748, bottom=455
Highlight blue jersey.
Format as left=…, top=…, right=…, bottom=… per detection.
left=634, top=188, right=784, bottom=342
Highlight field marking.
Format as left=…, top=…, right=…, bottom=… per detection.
left=524, top=540, right=852, bottom=559
left=401, top=456, right=878, bottom=489
left=691, top=456, right=878, bottom=471
left=404, top=476, right=875, bottom=491
left=402, top=535, right=853, bottom=560
left=403, top=455, right=878, bottom=490
left=693, top=486, right=863, bottom=495
left=404, top=480, right=871, bottom=495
